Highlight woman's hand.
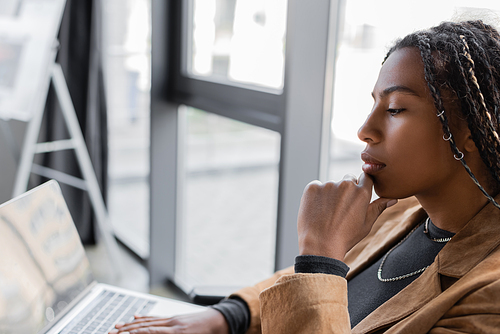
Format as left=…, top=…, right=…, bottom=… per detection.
left=109, top=308, right=229, bottom=334
left=297, top=173, right=397, bottom=261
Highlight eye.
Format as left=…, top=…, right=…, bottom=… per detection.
left=387, top=108, right=406, bottom=116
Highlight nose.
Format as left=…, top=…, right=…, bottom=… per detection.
left=357, top=108, right=382, bottom=144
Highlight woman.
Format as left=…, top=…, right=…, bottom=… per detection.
left=110, top=20, right=500, bottom=333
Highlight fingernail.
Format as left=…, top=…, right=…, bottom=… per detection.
left=386, top=199, right=398, bottom=207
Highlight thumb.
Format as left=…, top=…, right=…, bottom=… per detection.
left=366, top=198, right=398, bottom=225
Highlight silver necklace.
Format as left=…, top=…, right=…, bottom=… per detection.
left=377, top=218, right=451, bottom=283
left=423, top=217, right=453, bottom=243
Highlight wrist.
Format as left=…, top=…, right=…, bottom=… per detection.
left=299, top=241, right=347, bottom=261
left=206, top=308, right=230, bottom=334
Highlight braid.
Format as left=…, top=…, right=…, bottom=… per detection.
left=415, top=34, right=455, bottom=154
left=467, top=21, right=500, bottom=130
left=459, top=24, right=500, bottom=116
left=455, top=24, right=500, bottom=183
left=446, top=41, right=500, bottom=183
left=458, top=34, right=500, bottom=180
left=414, top=34, right=496, bottom=207
left=385, top=20, right=500, bottom=209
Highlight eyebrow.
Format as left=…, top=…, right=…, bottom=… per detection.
left=371, top=85, right=421, bottom=99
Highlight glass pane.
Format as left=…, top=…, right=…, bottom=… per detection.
left=0, top=0, right=65, bottom=121
left=103, top=0, right=151, bottom=258
left=176, top=107, right=280, bottom=287
left=0, top=0, right=20, bottom=16
left=187, top=0, right=288, bottom=90
left=329, top=0, right=500, bottom=181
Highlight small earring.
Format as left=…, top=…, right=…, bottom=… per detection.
left=454, top=151, right=464, bottom=160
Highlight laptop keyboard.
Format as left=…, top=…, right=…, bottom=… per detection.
left=59, top=290, right=156, bottom=334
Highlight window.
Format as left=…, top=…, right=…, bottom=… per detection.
left=176, top=107, right=280, bottom=287
left=150, top=0, right=338, bottom=291
left=103, top=0, right=151, bottom=258
left=187, top=0, right=287, bottom=90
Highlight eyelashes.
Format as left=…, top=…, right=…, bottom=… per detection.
left=387, top=108, right=406, bottom=116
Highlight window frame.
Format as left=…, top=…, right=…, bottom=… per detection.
left=169, top=0, right=287, bottom=132
left=149, top=0, right=343, bottom=289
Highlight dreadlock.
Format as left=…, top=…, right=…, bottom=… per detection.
left=384, top=20, right=500, bottom=209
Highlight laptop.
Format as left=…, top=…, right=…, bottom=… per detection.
left=0, top=180, right=204, bottom=334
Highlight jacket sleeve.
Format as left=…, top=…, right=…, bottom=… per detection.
left=228, top=198, right=421, bottom=334
left=229, top=266, right=294, bottom=334
left=259, top=273, right=350, bottom=334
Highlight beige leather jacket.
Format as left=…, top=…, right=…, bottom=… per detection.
left=232, top=197, right=500, bottom=333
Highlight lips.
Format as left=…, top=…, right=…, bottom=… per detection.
left=361, top=152, right=386, bottom=174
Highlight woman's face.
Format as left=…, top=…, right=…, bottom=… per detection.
left=357, top=47, right=466, bottom=199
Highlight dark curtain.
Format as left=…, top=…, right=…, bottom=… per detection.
left=36, top=0, right=108, bottom=244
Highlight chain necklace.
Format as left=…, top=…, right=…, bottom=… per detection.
left=377, top=218, right=452, bottom=283
left=423, top=218, right=453, bottom=242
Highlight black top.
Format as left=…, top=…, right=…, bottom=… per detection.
left=212, top=219, right=454, bottom=333
left=347, top=219, right=454, bottom=327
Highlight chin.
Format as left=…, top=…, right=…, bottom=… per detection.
left=373, top=181, right=414, bottom=200
left=373, top=186, right=390, bottom=199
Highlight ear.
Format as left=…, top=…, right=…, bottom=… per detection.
left=462, top=129, right=478, bottom=153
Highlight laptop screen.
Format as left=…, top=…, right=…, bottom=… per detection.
left=0, top=180, right=94, bottom=334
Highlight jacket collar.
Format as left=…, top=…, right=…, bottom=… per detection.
left=346, top=199, right=426, bottom=280
left=352, top=195, right=500, bottom=333
left=437, top=195, right=500, bottom=277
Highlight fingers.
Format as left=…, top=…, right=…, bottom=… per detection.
left=115, top=318, right=157, bottom=329
left=115, top=316, right=160, bottom=327
left=298, top=173, right=398, bottom=259
left=366, top=197, right=398, bottom=225
left=341, top=174, right=359, bottom=183
left=133, top=328, right=172, bottom=334
left=134, top=315, right=157, bottom=320
left=110, top=309, right=228, bottom=334
left=307, top=174, right=362, bottom=190
left=357, top=172, right=373, bottom=189
left=112, top=318, right=173, bottom=333
left=360, top=172, right=396, bottom=224
left=111, top=327, right=174, bottom=334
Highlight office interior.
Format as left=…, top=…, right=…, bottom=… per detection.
left=0, top=0, right=499, bottom=304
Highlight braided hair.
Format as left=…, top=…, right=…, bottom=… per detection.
left=384, top=20, right=500, bottom=209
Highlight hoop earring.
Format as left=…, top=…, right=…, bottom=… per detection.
left=454, top=151, right=464, bottom=160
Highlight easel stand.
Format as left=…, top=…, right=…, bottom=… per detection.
left=13, top=63, right=123, bottom=282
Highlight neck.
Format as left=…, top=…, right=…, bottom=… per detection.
left=416, top=182, right=490, bottom=233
